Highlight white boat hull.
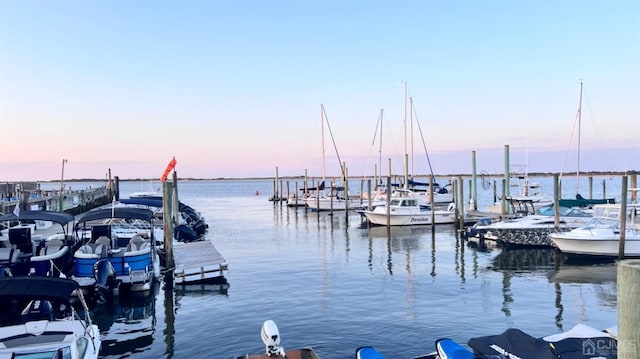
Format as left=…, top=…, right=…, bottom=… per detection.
left=363, top=208, right=455, bottom=226
left=550, top=228, right=640, bottom=257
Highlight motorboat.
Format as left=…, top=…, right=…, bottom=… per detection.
left=0, top=276, right=101, bottom=359
left=407, top=178, right=454, bottom=205
left=305, top=184, right=363, bottom=212
left=0, top=210, right=79, bottom=277
left=236, top=320, right=320, bottom=359
left=474, top=205, right=593, bottom=246
left=549, top=203, right=640, bottom=258
left=118, top=196, right=207, bottom=242
left=287, top=181, right=324, bottom=207
left=71, top=207, right=161, bottom=298
left=361, top=190, right=455, bottom=226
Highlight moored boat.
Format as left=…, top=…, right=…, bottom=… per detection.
left=0, top=276, right=101, bottom=359
left=549, top=203, right=640, bottom=258
left=362, top=189, right=455, bottom=226
left=474, top=204, right=593, bottom=247
left=236, top=320, right=320, bottom=359
left=0, top=210, right=79, bottom=277
left=71, top=207, right=161, bottom=298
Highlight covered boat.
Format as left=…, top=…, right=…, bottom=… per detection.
left=0, top=276, right=101, bottom=359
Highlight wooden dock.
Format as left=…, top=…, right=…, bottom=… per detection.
left=172, top=240, right=228, bottom=284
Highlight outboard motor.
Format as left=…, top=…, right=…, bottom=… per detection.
left=94, top=259, right=117, bottom=301
left=192, top=219, right=207, bottom=237
left=261, top=320, right=286, bottom=357
left=174, top=224, right=199, bottom=242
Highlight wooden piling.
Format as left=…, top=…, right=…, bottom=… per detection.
left=617, top=259, right=640, bottom=359
left=554, top=173, right=560, bottom=231
left=619, top=175, right=628, bottom=260
left=163, top=181, right=175, bottom=271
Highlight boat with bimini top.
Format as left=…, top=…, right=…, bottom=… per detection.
left=71, top=207, right=160, bottom=298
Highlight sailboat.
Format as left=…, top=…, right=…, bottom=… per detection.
left=558, top=81, right=615, bottom=208
left=361, top=84, right=455, bottom=226
left=305, top=105, right=361, bottom=211
left=406, top=96, right=453, bottom=205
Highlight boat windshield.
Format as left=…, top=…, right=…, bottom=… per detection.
left=14, top=346, right=71, bottom=359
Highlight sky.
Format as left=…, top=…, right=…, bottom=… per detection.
left=1, top=0, right=639, bottom=182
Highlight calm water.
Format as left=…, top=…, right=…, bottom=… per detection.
left=50, top=176, right=624, bottom=358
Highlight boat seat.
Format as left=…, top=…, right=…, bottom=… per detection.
left=95, top=235, right=111, bottom=248
left=43, top=239, right=64, bottom=255
left=75, top=244, right=100, bottom=259
left=9, top=227, right=34, bottom=256
left=126, top=235, right=149, bottom=253
left=0, top=247, right=17, bottom=264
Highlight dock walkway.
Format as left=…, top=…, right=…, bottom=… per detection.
left=172, top=240, right=228, bottom=284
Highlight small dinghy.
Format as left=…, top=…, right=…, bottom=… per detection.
left=236, top=320, right=320, bottom=359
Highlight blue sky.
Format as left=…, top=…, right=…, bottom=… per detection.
left=1, top=0, right=638, bottom=181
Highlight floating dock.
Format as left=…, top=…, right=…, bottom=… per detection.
left=172, top=240, right=228, bottom=285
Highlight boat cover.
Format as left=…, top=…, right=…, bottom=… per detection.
left=0, top=276, right=79, bottom=302
left=75, top=207, right=154, bottom=223
left=0, top=210, right=74, bottom=226
left=468, top=327, right=618, bottom=359
left=468, top=328, right=554, bottom=359
left=119, top=198, right=197, bottom=213
left=435, top=338, right=474, bottom=359
left=355, top=346, right=385, bottom=359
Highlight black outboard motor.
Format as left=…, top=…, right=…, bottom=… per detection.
left=174, top=224, right=199, bottom=242
left=191, top=218, right=207, bottom=237
left=94, top=259, right=117, bottom=302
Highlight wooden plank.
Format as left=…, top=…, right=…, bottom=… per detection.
left=172, top=240, right=228, bottom=284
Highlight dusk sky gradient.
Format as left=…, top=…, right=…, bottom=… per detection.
left=1, top=0, right=638, bottom=181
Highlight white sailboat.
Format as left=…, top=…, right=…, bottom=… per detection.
left=305, top=105, right=361, bottom=211
left=558, top=80, right=615, bottom=208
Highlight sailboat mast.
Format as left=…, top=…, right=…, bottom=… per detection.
left=403, top=82, right=408, bottom=189
left=321, top=104, right=326, bottom=183
left=379, top=109, right=383, bottom=187
left=410, top=96, right=414, bottom=179
left=576, top=80, right=583, bottom=195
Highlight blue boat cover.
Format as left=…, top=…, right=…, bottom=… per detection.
left=0, top=210, right=74, bottom=226
left=0, top=276, right=79, bottom=303
left=355, top=346, right=385, bottom=359
left=75, top=207, right=154, bottom=223
left=435, top=338, right=474, bottom=359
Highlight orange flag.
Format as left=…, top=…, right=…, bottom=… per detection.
left=160, top=157, right=177, bottom=182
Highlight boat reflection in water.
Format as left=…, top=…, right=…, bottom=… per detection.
left=91, top=284, right=159, bottom=358
left=486, top=246, right=617, bottom=330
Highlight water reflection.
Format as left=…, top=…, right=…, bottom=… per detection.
left=93, top=286, right=159, bottom=358
left=486, top=247, right=617, bottom=329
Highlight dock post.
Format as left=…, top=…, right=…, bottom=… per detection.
left=589, top=176, right=593, bottom=199
left=471, top=150, right=477, bottom=210
left=163, top=181, right=175, bottom=279
left=603, top=179, right=606, bottom=199
left=172, top=171, right=180, bottom=227
left=386, top=175, right=391, bottom=227
left=458, top=176, right=464, bottom=229
left=429, top=176, right=435, bottom=229
left=631, top=174, right=637, bottom=202
left=617, top=259, right=640, bottom=359
left=501, top=179, right=507, bottom=220
left=504, top=144, right=510, bottom=213
left=553, top=173, right=560, bottom=231
left=367, top=179, right=372, bottom=211
left=619, top=175, right=628, bottom=259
